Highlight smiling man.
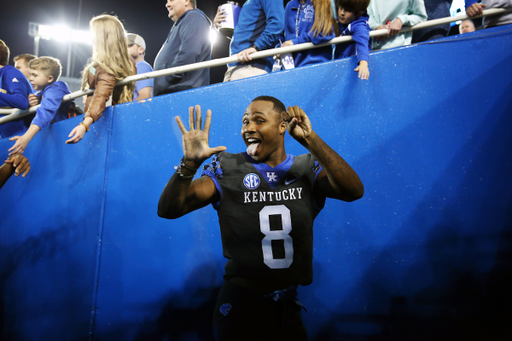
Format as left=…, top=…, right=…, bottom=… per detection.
left=153, top=0, right=211, bottom=96
left=158, top=96, right=364, bottom=340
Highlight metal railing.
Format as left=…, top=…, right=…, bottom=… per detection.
left=1, top=7, right=510, bottom=126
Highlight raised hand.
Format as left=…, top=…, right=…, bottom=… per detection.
left=175, top=105, right=226, bottom=169
left=282, top=106, right=313, bottom=142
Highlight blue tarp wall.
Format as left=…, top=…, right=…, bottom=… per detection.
left=1, top=25, right=511, bottom=340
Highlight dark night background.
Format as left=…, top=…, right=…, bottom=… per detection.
left=1, top=0, right=288, bottom=85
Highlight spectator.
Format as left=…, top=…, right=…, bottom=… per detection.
left=153, top=0, right=211, bottom=96
left=466, top=0, right=512, bottom=28
left=14, top=54, right=36, bottom=79
left=459, top=19, right=476, bottom=33
left=127, top=33, right=154, bottom=101
left=0, top=153, right=30, bottom=189
left=368, top=0, right=428, bottom=50
left=8, top=57, right=75, bottom=155
left=0, top=39, right=35, bottom=140
left=281, top=0, right=338, bottom=68
left=214, top=0, right=285, bottom=81
left=413, top=0, right=452, bottom=43
left=334, top=0, right=372, bottom=80
left=66, top=14, right=136, bottom=144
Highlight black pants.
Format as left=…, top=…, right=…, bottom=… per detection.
left=213, top=280, right=307, bottom=341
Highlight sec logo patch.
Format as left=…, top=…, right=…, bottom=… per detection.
left=243, top=173, right=260, bottom=190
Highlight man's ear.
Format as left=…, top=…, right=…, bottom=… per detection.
left=138, top=46, right=144, bottom=56
left=279, top=112, right=287, bottom=134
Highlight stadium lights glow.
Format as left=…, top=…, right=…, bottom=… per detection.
left=209, top=28, right=219, bottom=46
left=29, top=22, right=93, bottom=45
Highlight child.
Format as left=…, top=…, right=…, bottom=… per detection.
left=282, top=0, right=339, bottom=67
left=66, top=14, right=135, bottom=144
left=8, top=56, right=75, bottom=155
left=334, top=0, right=371, bottom=80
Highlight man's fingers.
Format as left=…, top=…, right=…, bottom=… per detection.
left=176, top=116, right=187, bottom=135
left=211, top=146, right=227, bottom=154
left=188, top=106, right=195, bottom=131
left=203, top=109, right=213, bottom=134
left=195, top=105, right=202, bottom=130
left=288, top=117, right=298, bottom=131
left=21, top=165, right=31, bottom=177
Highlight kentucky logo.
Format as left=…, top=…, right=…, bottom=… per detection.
left=243, top=173, right=260, bottom=190
left=220, top=303, right=232, bottom=316
left=266, top=172, right=278, bottom=182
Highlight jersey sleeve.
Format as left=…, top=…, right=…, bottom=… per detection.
left=201, top=153, right=224, bottom=209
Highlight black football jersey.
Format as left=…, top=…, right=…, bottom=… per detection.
left=202, top=152, right=325, bottom=287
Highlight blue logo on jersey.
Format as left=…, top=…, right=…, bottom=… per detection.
left=243, top=173, right=260, bottom=190
left=220, top=303, right=232, bottom=316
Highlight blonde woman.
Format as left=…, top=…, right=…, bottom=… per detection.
left=67, top=14, right=136, bottom=144
left=282, top=0, right=339, bottom=67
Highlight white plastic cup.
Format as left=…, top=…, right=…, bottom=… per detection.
left=219, top=2, right=242, bottom=37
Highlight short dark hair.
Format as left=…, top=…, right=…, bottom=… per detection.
left=0, top=39, right=10, bottom=66
left=252, top=96, right=286, bottom=115
left=14, top=54, right=37, bottom=64
left=337, top=0, right=371, bottom=17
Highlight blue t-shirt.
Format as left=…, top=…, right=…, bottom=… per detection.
left=32, top=81, right=72, bottom=129
left=134, top=60, right=154, bottom=100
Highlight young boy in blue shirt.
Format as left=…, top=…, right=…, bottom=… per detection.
left=8, top=56, right=75, bottom=155
left=334, top=0, right=371, bottom=80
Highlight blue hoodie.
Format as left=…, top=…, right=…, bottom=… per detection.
left=0, top=65, right=34, bottom=139
left=334, top=13, right=371, bottom=64
left=284, top=0, right=335, bottom=67
left=154, top=9, right=211, bottom=96
left=32, top=81, right=73, bottom=129
left=229, top=0, right=285, bottom=72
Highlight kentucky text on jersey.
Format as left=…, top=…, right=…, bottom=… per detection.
left=244, top=187, right=303, bottom=203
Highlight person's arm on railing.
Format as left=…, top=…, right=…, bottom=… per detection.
left=9, top=85, right=67, bottom=154
left=395, top=0, right=428, bottom=30
left=238, top=0, right=285, bottom=63
left=66, top=68, right=116, bottom=144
